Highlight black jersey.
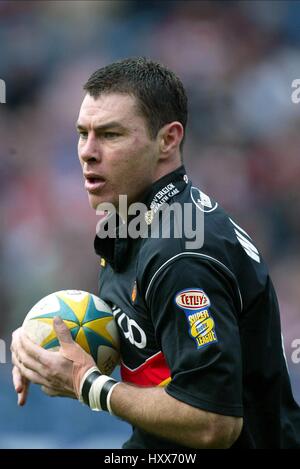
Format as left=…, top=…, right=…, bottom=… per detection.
left=94, top=166, right=300, bottom=449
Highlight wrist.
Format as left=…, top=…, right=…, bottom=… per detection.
left=79, top=367, right=119, bottom=413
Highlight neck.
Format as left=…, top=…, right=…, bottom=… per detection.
left=152, top=158, right=182, bottom=185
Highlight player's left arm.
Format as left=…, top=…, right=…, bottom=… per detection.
left=109, top=380, right=242, bottom=449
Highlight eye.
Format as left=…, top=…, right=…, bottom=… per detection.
left=78, top=130, right=88, bottom=140
left=103, top=132, right=120, bottom=139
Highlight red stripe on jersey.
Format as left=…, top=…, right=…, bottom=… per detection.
left=121, top=351, right=171, bottom=386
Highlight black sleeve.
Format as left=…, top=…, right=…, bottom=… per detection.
left=146, top=256, right=243, bottom=417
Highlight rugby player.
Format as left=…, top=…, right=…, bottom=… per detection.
left=11, top=58, right=300, bottom=449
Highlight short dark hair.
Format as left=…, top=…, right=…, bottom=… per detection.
left=83, top=57, right=188, bottom=152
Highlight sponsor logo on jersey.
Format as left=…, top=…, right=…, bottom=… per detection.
left=150, top=183, right=180, bottom=214
left=175, top=289, right=218, bottom=349
left=175, top=289, right=210, bottom=310
left=112, top=305, right=147, bottom=349
left=190, top=187, right=218, bottom=213
left=188, top=309, right=218, bottom=348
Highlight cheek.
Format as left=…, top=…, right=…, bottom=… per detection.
left=120, top=155, right=153, bottom=197
left=115, top=153, right=146, bottom=183
left=108, top=138, right=155, bottom=189
left=77, top=143, right=83, bottom=165
left=127, top=138, right=154, bottom=170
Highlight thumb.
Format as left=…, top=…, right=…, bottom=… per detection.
left=53, top=316, right=73, bottom=345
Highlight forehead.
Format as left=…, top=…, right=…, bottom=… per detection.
left=77, top=92, right=143, bottom=127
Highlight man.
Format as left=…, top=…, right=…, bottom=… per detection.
left=11, top=58, right=300, bottom=449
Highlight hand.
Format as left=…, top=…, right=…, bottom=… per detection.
left=11, top=317, right=96, bottom=403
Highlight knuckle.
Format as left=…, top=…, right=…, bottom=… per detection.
left=45, top=363, right=57, bottom=381
left=11, top=353, right=17, bottom=366
left=19, top=364, right=28, bottom=380
left=10, top=338, right=18, bottom=352
left=43, top=367, right=52, bottom=380
left=41, top=355, right=49, bottom=368
left=17, top=349, right=25, bottom=365
left=41, top=353, right=52, bottom=369
left=45, top=362, right=55, bottom=378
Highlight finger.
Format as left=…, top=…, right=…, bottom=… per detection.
left=12, top=327, right=22, bottom=342
left=13, top=342, right=49, bottom=377
left=11, top=350, right=21, bottom=370
left=19, top=331, right=50, bottom=365
left=12, top=352, right=50, bottom=387
left=17, top=382, right=30, bottom=406
left=53, top=317, right=73, bottom=345
left=11, top=345, right=45, bottom=380
left=10, top=328, right=22, bottom=355
left=12, top=365, right=26, bottom=393
left=12, top=366, right=30, bottom=406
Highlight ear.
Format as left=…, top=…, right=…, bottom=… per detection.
left=158, top=122, right=184, bottom=158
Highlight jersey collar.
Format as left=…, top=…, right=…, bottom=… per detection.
left=94, top=165, right=189, bottom=271
left=142, top=165, right=188, bottom=212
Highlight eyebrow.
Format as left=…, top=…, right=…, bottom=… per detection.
left=76, top=121, right=125, bottom=131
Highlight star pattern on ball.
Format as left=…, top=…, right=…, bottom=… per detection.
left=30, top=292, right=115, bottom=359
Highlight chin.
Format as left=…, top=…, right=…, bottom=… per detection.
left=88, top=193, right=115, bottom=212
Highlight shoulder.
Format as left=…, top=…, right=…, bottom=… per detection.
left=137, top=183, right=239, bottom=270
left=135, top=183, right=268, bottom=307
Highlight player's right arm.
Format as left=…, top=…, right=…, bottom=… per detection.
left=79, top=254, right=244, bottom=448
left=11, top=308, right=243, bottom=448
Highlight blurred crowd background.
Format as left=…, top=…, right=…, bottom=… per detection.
left=1, top=0, right=300, bottom=448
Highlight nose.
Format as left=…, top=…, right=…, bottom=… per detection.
left=79, top=134, right=102, bottom=164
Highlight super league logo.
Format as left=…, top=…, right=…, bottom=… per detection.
left=0, top=79, right=6, bottom=103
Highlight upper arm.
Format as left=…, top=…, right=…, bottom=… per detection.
left=145, top=256, right=243, bottom=420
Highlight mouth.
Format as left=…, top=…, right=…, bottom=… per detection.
left=84, top=174, right=106, bottom=193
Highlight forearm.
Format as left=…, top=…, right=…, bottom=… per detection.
left=110, top=382, right=238, bottom=448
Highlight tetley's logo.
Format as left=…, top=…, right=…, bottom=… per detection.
left=175, top=289, right=218, bottom=349
left=175, top=289, right=210, bottom=311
